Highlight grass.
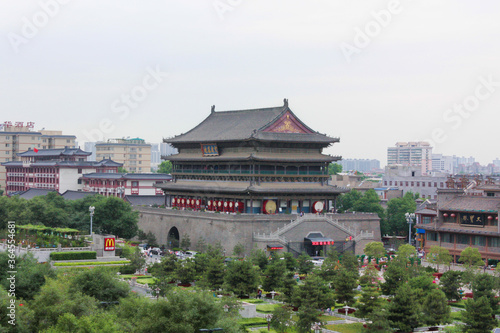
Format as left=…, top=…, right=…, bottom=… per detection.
left=136, top=278, right=156, bottom=285
left=256, top=303, right=280, bottom=313
left=325, top=322, right=364, bottom=333
left=237, top=317, right=267, bottom=327
left=244, top=299, right=265, bottom=304
left=450, top=311, right=463, bottom=321
left=53, top=260, right=130, bottom=266
left=321, top=315, right=343, bottom=321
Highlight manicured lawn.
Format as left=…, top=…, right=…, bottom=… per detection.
left=256, top=303, right=281, bottom=313
left=237, top=317, right=267, bottom=327
left=325, top=323, right=364, bottom=333
left=135, top=278, right=156, bottom=285
left=450, top=311, right=463, bottom=321
left=321, top=315, right=343, bottom=321
left=244, top=299, right=265, bottom=304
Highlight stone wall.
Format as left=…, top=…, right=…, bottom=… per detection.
left=136, top=208, right=381, bottom=256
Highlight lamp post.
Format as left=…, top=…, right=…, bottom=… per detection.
left=405, top=212, right=415, bottom=245
left=89, top=206, right=95, bottom=239
left=265, top=314, right=273, bottom=331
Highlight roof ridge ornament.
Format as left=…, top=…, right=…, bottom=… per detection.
left=283, top=98, right=288, bottom=107
left=211, top=105, right=215, bottom=113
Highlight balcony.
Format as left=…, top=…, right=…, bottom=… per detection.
left=173, top=169, right=326, bottom=176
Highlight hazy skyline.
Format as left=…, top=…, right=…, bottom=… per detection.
left=2, top=1, right=500, bottom=166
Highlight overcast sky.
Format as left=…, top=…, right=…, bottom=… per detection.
left=1, top=1, right=500, bottom=166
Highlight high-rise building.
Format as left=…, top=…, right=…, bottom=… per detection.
left=432, top=154, right=454, bottom=174
left=338, top=159, right=380, bottom=173
left=0, top=122, right=76, bottom=191
left=387, top=141, right=433, bottom=175
left=95, top=138, right=151, bottom=173
left=84, top=142, right=97, bottom=161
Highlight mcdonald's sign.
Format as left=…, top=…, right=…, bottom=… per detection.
left=104, top=238, right=115, bottom=251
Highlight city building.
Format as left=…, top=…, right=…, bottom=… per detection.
left=387, top=141, right=433, bottom=175
left=95, top=138, right=151, bottom=173
left=382, top=165, right=448, bottom=200
left=0, top=121, right=76, bottom=191
left=2, top=147, right=121, bottom=195
left=431, top=154, right=455, bottom=174
left=84, top=142, right=97, bottom=161
left=158, top=100, right=347, bottom=214
left=415, top=184, right=500, bottom=263
left=338, top=159, right=380, bottom=173
left=81, top=173, right=171, bottom=197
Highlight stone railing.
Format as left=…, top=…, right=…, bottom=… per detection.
left=252, top=233, right=287, bottom=244
left=354, top=231, right=374, bottom=242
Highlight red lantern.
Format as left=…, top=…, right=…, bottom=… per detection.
left=443, top=213, right=448, bottom=217
left=451, top=213, right=456, bottom=217
left=488, top=216, right=493, bottom=220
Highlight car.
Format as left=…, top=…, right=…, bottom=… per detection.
left=184, top=251, right=198, bottom=258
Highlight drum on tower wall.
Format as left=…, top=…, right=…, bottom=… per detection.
left=263, top=200, right=277, bottom=214
left=312, top=201, right=324, bottom=214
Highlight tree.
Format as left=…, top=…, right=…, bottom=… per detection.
left=439, top=271, right=462, bottom=301
left=262, top=257, right=287, bottom=292
left=422, top=289, right=451, bottom=326
left=93, top=196, right=139, bottom=238
left=328, top=163, right=342, bottom=175
left=146, top=231, right=157, bottom=246
left=197, top=237, right=207, bottom=253
left=0, top=252, right=55, bottom=301
left=180, top=234, right=191, bottom=251
left=278, top=271, right=298, bottom=303
left=472, top=273, right=498, bottom=313
left=149, top=253, right=177, bottom=278
left=157, top=160, right=173, bottom=174
left=292, top=274, right=335, bottom=310
left=271, top=305, right=295, bottom=333
left=296, top=252, right=314, bottom=275
left=461, top=296, right=496, bottom=333
left=355, top=284, right=383, bottom=319
left=200, top=257, right=225, bottom=290
left=296, top=303, right=321, bottom=333
left=364, top=242, right=386, bottom=258
left=363, top=309, right=391, bottom=333
left=249, top=248, right=268, bottom=270
left=381, top=257, right=410, bottom=295
left=459, top=247, right=484, bottom=268
left=125, top=246, right=146, bottom=274
left=387, top=283, right=422, bottom=333
left=282, top=252, right=297, bottom=272
left=71, top=267, right=129, bottom=302
left=340, top=251, right=359, bottom=277
left=427, top=245, right=452, bottom=272
left=233, top=243, right=245, bottom=257
left=174, top=258, right=197, bottom=284
left=337, top=190, right=362, bottom=213
left=223, top=260, right=260, bottom=297
left=386, top=192, right=417, bottom=236
left=45, top=312, right=122, bottom=333
left=333, top=267, right=357, bottom=306
left=28, top=277, right=99, bottom=332
left=397, top=244, right=416, bottom=260
left=408, top=274, right=437, bottom=300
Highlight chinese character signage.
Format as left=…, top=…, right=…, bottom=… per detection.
left=201, top=143, right=219, bottom=157
left=460, top=213, right=484, bottom=227
left=104, top=237, right=115, bottom=251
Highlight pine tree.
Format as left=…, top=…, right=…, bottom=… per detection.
left=461, top=296, right=496, bottom=333
left=387, top=283, right=422, bottom=332
left=355, top=284, right=383, bottom=319
left=439, top=270, right=462, bottom=301
left=333, top=267, right=357, bottom=306
left=422, top=289, right=451, bottom=326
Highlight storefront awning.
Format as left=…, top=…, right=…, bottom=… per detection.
left=305, top=233, right=334, bottom=246
left=267, top=244, right=284, bottom=250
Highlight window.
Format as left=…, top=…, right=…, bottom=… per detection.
left=132, top=181, right=138, bottom=187
left=66, top=139, right=70, bottom=143
left=457, top=234, right=469, bottom=245
left=5, top=151, right=9, bottom=155
left=389, top=181, right=392, bottom=186
left=6, top=136, right=9, bottom=140
left=422, top=182, right=426, bottom=187
left=434, top=182, right=437, bottom=187
left=416, top=182, right=420, bottom=187
left=139, top=161, right=141, bottom=164
left=405, top=182, right=409, bottom=186
left=440, top=182, right=444, bottom=188
left=427, top=232, right=438, bottom=241
left=441, top=233, right=454, bottom=243
left=473, top=236, right=486, bottom=246
left=78, top=168, right=82, bottom=174
left=422, top=216, right=432, bottom=224
left=487, top=192, right=495, bottom=197
left=5, top=143, right=9, bottom=147
left=489, top=238, right=500, bottom=248
left=428, top=182, right=432, bottom=187
left=77, top=179, right=82, bottom=184
left=411, top=182, right=414, bottom=186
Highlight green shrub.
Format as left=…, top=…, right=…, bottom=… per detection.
left=119, top=264, right=136, bottom=274
left=49, top=251, right=97, bottom=261
left=53, top=261, right=130, bottom=266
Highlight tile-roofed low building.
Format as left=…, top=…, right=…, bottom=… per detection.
left=416, top=187, right=500, bottom=262
left=9, top=188, right=59, bottom=199
left=125, top=195, right=166, bottom=206
left=60, top=190, right=99, bottom=200
left=82, top=173, right=171, bottom=197
left=158, top=99, right=348, bottom=214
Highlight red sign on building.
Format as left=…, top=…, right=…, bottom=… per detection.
left=104, top=238, right=115, bottom=251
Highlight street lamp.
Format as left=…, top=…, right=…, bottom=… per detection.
left=265, top=314, right=273, bottom=331
left=405, top=212, right=415, bottom=245
left=312, top=322, right=321, bottom=333
left=89, top=206, right=95, bottom=239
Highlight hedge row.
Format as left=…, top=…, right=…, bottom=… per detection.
left=53, top=261, right=129, bottom=266
left=50, top=251, right=97, bottom=260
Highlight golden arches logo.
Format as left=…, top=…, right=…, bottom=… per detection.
left=104, top=238, right=115, bottom=251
